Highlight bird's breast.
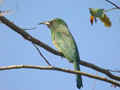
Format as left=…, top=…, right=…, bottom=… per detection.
left=52, top=40, right=62, bottom=52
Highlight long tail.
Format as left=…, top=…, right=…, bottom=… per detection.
left=74, top=60, right=83, bottom=89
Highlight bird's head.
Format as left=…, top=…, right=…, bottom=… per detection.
left=39, top=18, right=68, bottom=30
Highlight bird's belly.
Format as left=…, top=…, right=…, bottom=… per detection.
left=52, top=40, right=62, bottom=52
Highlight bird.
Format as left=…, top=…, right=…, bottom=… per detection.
left=89, top=8, right=111, bottom=27
left=39, top=18, right=83, bottom=89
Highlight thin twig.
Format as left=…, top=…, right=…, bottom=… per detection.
left=0, top=15, right=120, bottom=81
left=104, top=7, right=118, bottom=12
left=105, top=0, right=120, bottom=9
left=0, top=65, right=120, bottom=87
left=107, top=69, right=120, bottom=73
left=32, top=43, right=52, bottom=66
left=23, top=27, right=37, bottom=30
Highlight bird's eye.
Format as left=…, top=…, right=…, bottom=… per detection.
left=50, top=21, right=54, bottom=25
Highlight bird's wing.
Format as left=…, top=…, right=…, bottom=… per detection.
left=99, top=13, right=111, bottom=27
left=53, top=30, right=79, bottom=63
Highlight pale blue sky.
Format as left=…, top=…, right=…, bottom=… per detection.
left=0, top=0, right=120, bottom=90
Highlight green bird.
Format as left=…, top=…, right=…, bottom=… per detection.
left=89, top=8, right=111, bottom=27
left=40, top=18, right=83, bottom=89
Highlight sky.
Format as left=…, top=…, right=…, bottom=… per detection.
left=0, top=0, right=120, bottom=90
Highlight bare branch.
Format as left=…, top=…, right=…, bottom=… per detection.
left=105, top=0, right=120, bottom=9
left=32, top=43, right=52, bottom=66
left=79, top=59, right=120, bottom=81
left=0, top=65, right=120, bottom=87
left=0, top=15, right=120, bottom=81
left=0, top=15, right=64, bottom=57
left=104, top=7, right=118, bottom=12
left=107, top=69, right=120, bottom=73
left=23, top=27, right=37, bottom=30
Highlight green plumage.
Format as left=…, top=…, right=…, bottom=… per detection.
left=40, top=18, right=83, bottom=89
left=89, top=8, right=104, bottom=17
left=89, top=8, right=111, bottom=27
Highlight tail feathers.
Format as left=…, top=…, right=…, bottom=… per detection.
left=74, top=61, right=83, bottom=89
left=77, top=74, right=83, bottom=89
left=99, top=14, right=111, bottom=27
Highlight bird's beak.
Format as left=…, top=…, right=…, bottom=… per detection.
left=39, top=21, right=50, bottom=25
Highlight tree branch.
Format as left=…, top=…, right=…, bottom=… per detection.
left=32, top=43, right=52, bottom=66
left=0, top=15, right=120, bottom=81
left=105, top=0, right=120, bottom=9
left=79, top=60, right=120, bottom=81
left=0, top=65, right=120, bottom=87
left=0, top=15, right=64, bottom=57
left=107, top=69, right=120, bottom=73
